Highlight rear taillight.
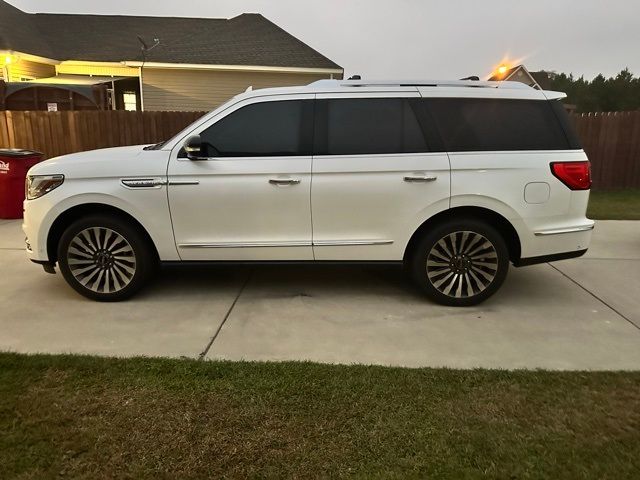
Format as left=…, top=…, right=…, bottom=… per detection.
left=550, top=161, right=591, bottom=190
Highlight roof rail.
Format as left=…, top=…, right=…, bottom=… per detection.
left=307, top=79, right=532, bottom=90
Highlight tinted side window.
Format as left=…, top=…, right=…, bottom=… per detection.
left=317, top=98, right=428, bottom=155
left=200, top=100, right=312, bottom=157
left=550, top=100, right=582, bottom=149
left=426, top=98, right=571, bottom=152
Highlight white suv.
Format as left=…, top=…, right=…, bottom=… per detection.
left=23, top=79, right=593, bottom=306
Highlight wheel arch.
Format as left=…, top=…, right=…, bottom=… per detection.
left=403, top=206, right=522, bottom=264
left=47, top=203, right=159, bottom=263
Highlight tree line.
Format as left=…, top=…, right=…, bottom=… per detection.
left=547, top=68, right=640, bottom=113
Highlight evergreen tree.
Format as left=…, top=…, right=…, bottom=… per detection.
left=548, top=69, right=640, bottom=113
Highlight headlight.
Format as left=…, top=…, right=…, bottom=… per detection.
left=26, top=175, right=64, bottom=200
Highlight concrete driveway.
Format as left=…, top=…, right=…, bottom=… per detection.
left=1, top=218, right=639, bottom=370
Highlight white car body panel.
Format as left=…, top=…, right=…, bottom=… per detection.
left=167, top=93, right=314, bottom=261
left=23, top=146, right=179, bottom=261
left=311, top=91, right=451, bottom=260
left=167, top=152, right=313, bottom=260
left=448, top=149, right=592, bottom=259
left=24, top=79, right=593, bottom=272
left=311, top=152, right=450, bottom=260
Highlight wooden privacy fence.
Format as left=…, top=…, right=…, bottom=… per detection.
left=0, top=110, right=206, bottom=159
left=570, top=111, right=640, bottom=190
left=1, top=109, right=639, bottom=189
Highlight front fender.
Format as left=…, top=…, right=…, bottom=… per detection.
left=36, top=188, right=179, bottom=261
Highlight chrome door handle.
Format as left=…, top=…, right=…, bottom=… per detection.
left=404, top=175, right=437, bottom=183
left=269, top=178, right=301, bottom=186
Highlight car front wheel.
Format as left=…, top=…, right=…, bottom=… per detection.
left=409, top=219, right=509, bottom=306
left=57, top=215, right=155, bottom=301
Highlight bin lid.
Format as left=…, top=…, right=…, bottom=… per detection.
left=0, top=149, right=43, bottom=158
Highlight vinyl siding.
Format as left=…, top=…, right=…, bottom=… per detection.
left=8, top=59, right=55, bottom=81
left=141, top=68, right=338, bottom=112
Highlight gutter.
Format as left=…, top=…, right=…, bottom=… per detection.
left=121, top=61, right=343, bottom=75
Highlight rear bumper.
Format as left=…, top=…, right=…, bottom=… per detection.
left=516, top=218, right=594, bottom=260
left=514, top=248, right=587, bottom=267
left=514, top=216, right=593, bottom=266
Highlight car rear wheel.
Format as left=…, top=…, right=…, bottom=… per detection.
left=57, top=215, right=155, bottom=301
left=409, top=219, right=509, bottom=306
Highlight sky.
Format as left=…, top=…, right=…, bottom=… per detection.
left=11, top=0, right=640, bottom=80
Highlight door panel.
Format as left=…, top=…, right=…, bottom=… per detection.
left=167, top=95, right=314, bottom=261
left=168, top=157, right=312, bottom=260
left=311, top=153, right=450, bottom=260
left=311, top=93, right=451, bottom=261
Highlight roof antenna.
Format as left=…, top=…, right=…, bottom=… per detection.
left=460, top=75, right=480, bottom=81
left=348, top=75, right=361, bottom=80
left=137, top=35, right=160, bottom=63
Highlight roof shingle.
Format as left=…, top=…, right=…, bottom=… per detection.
left=0, top=1, right=341, bottom=70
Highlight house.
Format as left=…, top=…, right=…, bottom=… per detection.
left=488, top=64, right=551, bottom=90
left=0, top=0, right=343, bottom=111
left=488, top=64, right=578, bottom=111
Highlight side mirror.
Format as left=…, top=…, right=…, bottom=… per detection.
left=183, top=135, right=205, bottom=160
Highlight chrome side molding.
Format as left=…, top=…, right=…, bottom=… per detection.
left=178, top=239, right=394, bottom=249
left=121, top=178, right=200, bottom=188
left=534, top=224, right=595, bottom=236
left=313, top=239, right=394, bottom=246
left=121, top=178, right=166, bottom=188
left=168, top=180, right=200, bottom=186
left=179, top=241, right=312, bottom=249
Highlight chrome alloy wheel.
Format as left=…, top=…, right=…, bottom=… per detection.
left=66, top=227, right=137, bottom=293
left=426, top=231, right=499, bottom=298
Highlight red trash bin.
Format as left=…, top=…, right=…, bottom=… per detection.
left=0, top=149, right=44, bottom=219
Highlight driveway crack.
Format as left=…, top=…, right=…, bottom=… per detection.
left=197, top=270, right=253, bottom=360
left=549, top=263, right=640, bottom=331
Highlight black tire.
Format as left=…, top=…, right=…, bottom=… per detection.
left=57, top=215, right=156, bottom=301
left=408, top=219, right=509, bottom=306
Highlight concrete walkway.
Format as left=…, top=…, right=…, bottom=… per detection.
left=1, top=219, right=639, bottom=370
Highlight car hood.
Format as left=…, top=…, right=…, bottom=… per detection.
left=28, top=145, right=167, bottom=178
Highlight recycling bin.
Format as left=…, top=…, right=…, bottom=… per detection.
left=0, top=149, right=44, bottom=219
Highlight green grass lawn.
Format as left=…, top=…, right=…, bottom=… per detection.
left=588, top=189, right=640, bottom=220
left=1, top=354, right=639, bottom=479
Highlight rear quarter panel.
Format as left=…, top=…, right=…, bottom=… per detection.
left=450, top=149, right=592, bottom=258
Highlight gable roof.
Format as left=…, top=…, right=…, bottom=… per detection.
left=0, top=1, right=341, bottom=70
left=529, top=71, right=551, bottom=90
left=488, top=65, right=540, bottom=89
